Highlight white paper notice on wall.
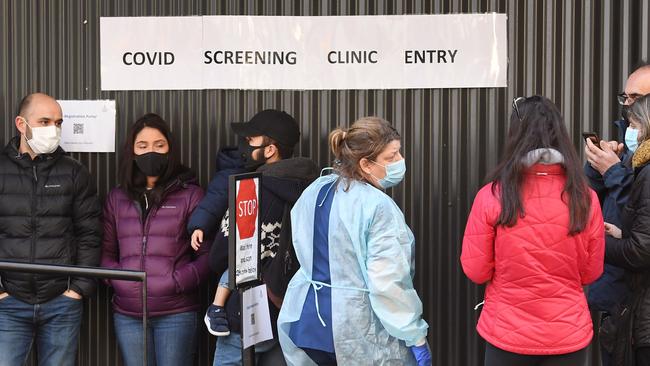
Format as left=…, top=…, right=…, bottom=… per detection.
left=241, top=284, right=273, bottom=349
left=100, top=14, right=507, bottom=90
left=58, top=100, right=116, bottom=153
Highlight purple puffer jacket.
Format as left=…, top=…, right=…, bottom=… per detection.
left=101, top=175, right=211, bottom=317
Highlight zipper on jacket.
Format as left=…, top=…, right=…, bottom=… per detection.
left=133, top=194, right=145, bottom=271
left=138, top=205, right=160, bottom=313
left=474, top=300, right=485, bottom=310
left=140, top=236, right=148, bottom=270
left=137, top=181, right=177, bottom=272
left=30, top=165, right=38, bottom=300
left=139, top=203, right=158, bottom=273
left=136, top=182, right=178, bottom=306
left=139, top=202, right=148, bottom=273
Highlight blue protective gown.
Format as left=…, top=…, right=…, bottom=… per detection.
left=278, top=174, right=428, bottom=365
left=289, top=181, right=336, bottom=360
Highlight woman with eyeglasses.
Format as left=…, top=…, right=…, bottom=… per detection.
left=604, top=94, right=650, bottom=365
left=461, top=96, right=604, bottom=366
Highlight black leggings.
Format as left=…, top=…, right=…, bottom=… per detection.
left=485, top=342, right=588, bottom=366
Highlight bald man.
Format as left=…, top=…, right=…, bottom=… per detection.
left=585, top=66, right=650, bottom=173
left=583, top=65, right=650, bottom=366
left=0, top=93, right=102, bottom=366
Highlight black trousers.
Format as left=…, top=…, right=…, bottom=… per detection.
left=485, top=342, right=588, bottom=366
left=636, top=347, right=650, bottom=366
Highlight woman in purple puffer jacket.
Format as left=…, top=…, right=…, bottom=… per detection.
left=101, top=113, right=211, bottom=366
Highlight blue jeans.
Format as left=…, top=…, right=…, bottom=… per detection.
left=0, top=294, right=83, bottom=366
left=114, top=311, right=198, bottom=366
left=213, top=332, right=286, bottom=366
left=219, top=270, right=229, bottom=288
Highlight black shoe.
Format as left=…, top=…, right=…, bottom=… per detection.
left=204, top=304, right=230, bottom=337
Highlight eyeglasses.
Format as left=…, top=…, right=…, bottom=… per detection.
left=512, top=97, right=526, bottom=120
left=617, top=92, right=644, bottom=105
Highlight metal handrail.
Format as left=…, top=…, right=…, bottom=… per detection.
left=0, top=261, right=148, bottom=366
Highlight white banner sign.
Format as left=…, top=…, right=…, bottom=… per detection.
left=101, top=14, right=507, bottom=90
left=58, top=100, right=116, bottom=152
left=101, top=17, right=203, bottom=90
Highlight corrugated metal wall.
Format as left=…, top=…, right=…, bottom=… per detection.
left=1, top=0, right=650, bottom=365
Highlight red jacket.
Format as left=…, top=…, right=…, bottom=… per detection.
left=461, top=164, right=604, bottom=355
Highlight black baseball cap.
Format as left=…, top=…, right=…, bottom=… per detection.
left=231, top=109, right=300, bottom=147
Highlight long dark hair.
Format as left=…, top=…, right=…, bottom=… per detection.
left=486, top=96, right=590, bottom=234
left=119, top=113, right=182, bottom=205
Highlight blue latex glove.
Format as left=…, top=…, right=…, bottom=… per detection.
left=410, top=342, right=432, bottom=366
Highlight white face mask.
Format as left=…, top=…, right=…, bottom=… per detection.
left=24, top=122, right=61, bottom=154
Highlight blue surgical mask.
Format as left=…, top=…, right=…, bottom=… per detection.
left=625, top=127, right=639, bottom=152
left=371, top=159, right=406, bottom=189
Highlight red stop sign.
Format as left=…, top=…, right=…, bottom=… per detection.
left=236, top=179, right=258, bottom=240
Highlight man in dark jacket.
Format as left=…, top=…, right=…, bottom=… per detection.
left=585, top=65, right=650, bottom=365
left=0, top=93, right=102, bottom=366
left=207, top=110, right=319, bottom=365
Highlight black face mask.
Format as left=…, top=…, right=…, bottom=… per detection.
left=134, top=152, right=169, bottom=177
left=237, top=138, right=269, bottom=170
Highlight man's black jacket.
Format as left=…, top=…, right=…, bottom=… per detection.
left=0, top=137, right=102, bottom=304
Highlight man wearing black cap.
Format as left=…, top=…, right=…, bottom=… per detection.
left=187, top=109, right=318, bottom=365
left=231, top=109, right=302, bottom=170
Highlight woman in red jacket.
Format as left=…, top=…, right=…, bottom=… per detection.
left=461, top=96, right=605, bottom=366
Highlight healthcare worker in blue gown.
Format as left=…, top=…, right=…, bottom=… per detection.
left=278, top=117, right=432, bottom=366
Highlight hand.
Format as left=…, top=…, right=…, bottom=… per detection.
left=0, top=292, right=9, bottom=300
left=612, top=142, right=626, bottom=156
left=191, top=229, right=203, bottom=251
left=585, top=139, right=621, bottom=175
left=62, top=289, right=82, bottom=300
left=410, top=341, right=432, bottom=366
left=604, top=222, right=622, bottom=239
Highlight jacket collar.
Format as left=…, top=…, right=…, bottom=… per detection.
left=163, top=168, right=197, bottom=192
left=633, top=139, right=650, bottom=169
left=256, top=157, right=319, bottom=181
left=524, top=163, right=565, bottom=176
left=3, top=136, right=63, bottom=168
left=522, top=148, right=564, bottom=168
left=216, top=147, right=244, bottom=171
left=614, top=119, right=629, bottom=141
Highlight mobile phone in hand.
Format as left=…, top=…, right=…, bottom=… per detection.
left=582, top=132, right=602, bottom=149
